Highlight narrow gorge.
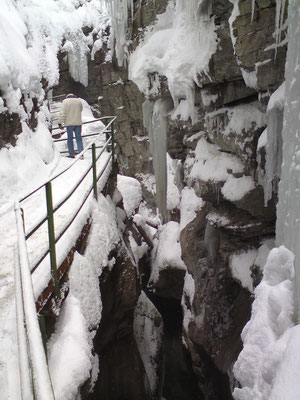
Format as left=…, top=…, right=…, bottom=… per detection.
left=0, top=0, right=297, bottom=399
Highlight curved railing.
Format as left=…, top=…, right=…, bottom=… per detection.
left=14, top=116, right=116, bottom=399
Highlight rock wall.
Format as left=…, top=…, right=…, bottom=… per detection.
left=53, top=0, right=287, bottom=399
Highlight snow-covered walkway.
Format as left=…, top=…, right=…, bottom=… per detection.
left=0, top=102, right=114, bottom=398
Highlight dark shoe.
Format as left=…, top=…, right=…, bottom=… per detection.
left=67, top=155, right=75, bottom=158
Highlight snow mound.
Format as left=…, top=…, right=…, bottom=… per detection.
left=233, top=246, right=296, bottom=400
left=117, top=174, right=142, bottom=217
left=48, top=295, right=92, bottom=400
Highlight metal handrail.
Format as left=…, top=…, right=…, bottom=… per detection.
left=25, top=136, right=112, bottom=240
left=20, top=117, right=116, bottom=203
left=20, top=116, right=116, bottom=290
left=15, top=203, right=55, bottom=399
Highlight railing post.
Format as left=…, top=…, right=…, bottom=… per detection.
left=92, top=143, right=98, bottom=201
left=45, top=182, right=60, bottom=299
left=111, top=121, right=115, bottom=165
left=104, top=118, right=109, bottom=142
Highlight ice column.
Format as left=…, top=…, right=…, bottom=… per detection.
left=263, top=83, right=285, bottom=204
left=276, top=0, right=300, bottom=318
left=143, top=99, right=169, bottom=223
left=104, top=0, right=133, bottom=66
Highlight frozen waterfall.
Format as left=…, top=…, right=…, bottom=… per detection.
left=276, top=0, right=300, bottom=317
left=143, top=99, right=170, bottom=224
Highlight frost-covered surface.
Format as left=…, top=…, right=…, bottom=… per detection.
left=229, top=249, right=258, bottom=293
left=48, top=196, right=119, bottom=399
left=0, top=101, right=115, bottom=397
left=150, top=221, right=186, bottom=285
left=133, top=291, right=163, bottom=395
left=179, top=186, right=204, bottom=231
left=48, top=295, right=92, bottom=400
left=261, top=83, right=285, bottom=204
left=181, top=271, right=195, bottom=333
left=208, top=102, right=266, bottom=138
left=186, top=137, right=245, bottom=183
left=129, top=0, right=217, bottom=122
left=117, top=174, right=142, bottom=217
left=0, top=0, right=108, bottom=117
left=276, top=0, right=300, bottom=314
left=233, top=246, right=299, bottom=400
left=166, top=153, right=181, bottom=211
left=221, top=175, right=255, bottom=202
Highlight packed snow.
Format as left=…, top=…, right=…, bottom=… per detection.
left=186, top=137, right=245, bottom=183
left=234, top=3, right=300, bottom=399
left=0, top=0, right=109, bottom=118
left=150, top=221, right=186, bottom=286
left=233, top=246, right=297, bottom=400
left=221, top=175, right=255, bottom=202
left=117, top=174, right=142, bottom=217
left=0, top=95, right=115, bottom=398
left=48, top=196, right=120, bottom=399
left=229, top=249, right=258, bottom=293
left=179, top=186, right=204, bottom=231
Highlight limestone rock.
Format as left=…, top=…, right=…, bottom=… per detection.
left=231, top=0, right=287, bottom=91
left=205, top=100, right=267, bottom=170
left=92, top=245, right=150, bottom=400
left=148, top=267, right=186, bottom=300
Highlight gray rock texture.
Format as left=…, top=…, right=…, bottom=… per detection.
left=52, top=0, right=287, bottom=398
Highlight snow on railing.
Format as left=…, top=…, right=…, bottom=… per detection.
left=15, top=202, right=55, bottom=400
left=14, top=116, right=116, bottom=398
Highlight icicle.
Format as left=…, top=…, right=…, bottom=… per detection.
left=275, top=0, right=287, bottom=52
left=263, top=82, right=285, bottom=205
left=251, top=0, right=255, bottom=23
left=152, top=99, right=168, bottom=224
left=143, top=99, right=169, bottom=223
left=129, top=0, right=133, bottom=20
left=142, top=99, right=154, bottom=154
left=105, top=0, right=130, bottom=66
left=276, top=0, right=300, bottom=316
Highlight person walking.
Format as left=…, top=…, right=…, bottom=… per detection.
left=58, top=93, right=83, bottom=158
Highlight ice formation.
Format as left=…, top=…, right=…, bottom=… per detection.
left=103, top=0, right=133, bottom=66
left=234, top=2, right=300, bottom=398
left=261, top=83, right=285, bottom=205
left=0, top=0, right=108, bottom=118
left=233, top=247, right=296, bottom=400
left=143, top=99, right=169, bottom=223
left=276, top=0, right=300, bottom=313
left=130, top=0, right=217, bottom=123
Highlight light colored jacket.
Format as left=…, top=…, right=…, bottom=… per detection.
left=58, top=97, right=83, bottom=126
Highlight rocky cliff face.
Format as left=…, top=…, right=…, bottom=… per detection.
left=52, top=0, right=287, bottom=399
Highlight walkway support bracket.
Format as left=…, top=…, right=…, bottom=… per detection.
left=45, top=182, right=60, bottom=299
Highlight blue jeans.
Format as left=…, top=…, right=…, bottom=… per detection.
left=66, top=125, right=83, bottom=157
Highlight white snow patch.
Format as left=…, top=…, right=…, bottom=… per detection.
left=233, top=246, right=296, bottom=400
left=167, top=153, right=181, bottom=211
left=188, top=137, right=245, bottom=183
left=180, top=186, right=204, bottom=231
left=150, top=221, right=186, bottom=285
left=48, top=295, right=92, bottom=400
left=117, top=174, right=142, bottom=217
left=230, top=249, right=258, bottom=292
left=182, top=271, right=195, bottom=333
left=69, top=252, right=102, bottom=330
left=221, top=175, right=255, bottom=202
